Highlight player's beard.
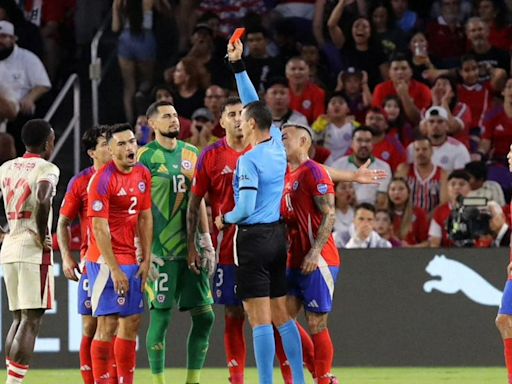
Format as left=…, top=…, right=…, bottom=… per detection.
left=161, top=130, right=179, bottom=139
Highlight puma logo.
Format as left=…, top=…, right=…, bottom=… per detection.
left=423, top=254, right=502, bottom=307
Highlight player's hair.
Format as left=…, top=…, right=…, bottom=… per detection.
left=352, top=126, right=373, bottom=138
left=448, top=170, right=471, bottom=183
left=146, top=100, right=174, bottom=119
left=82, top=125, right=109, bottom=152
left=221, top=96, right=242, bottom=114
left=243, top=101, right=272, bottom=131
left=105, top=123, right=133, bottom=142
left=464, top=161, right=487, bottom=181
left=355, top=202, right=376, bottom=215
left=21, top=119, right=52, bottom=148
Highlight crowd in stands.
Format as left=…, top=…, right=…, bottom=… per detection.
left=1, top=0, right=512, bottom=249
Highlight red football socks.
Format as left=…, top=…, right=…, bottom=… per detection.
left=504, top=338, right=512, bottom=383
left=108, top=336, right=118, bottom=384
left=312, top=329, right=334, bottom=384
left=224, top=316, right=246, bottom=384
left=79, top=335, right=94, bottom=384
left=274, top=327, right=293, bottom=384
left=91, top=340, right=111, bottom=384
left=114, top=338, right=136, bottom=384
left=296, top=321, right=316, bottom=377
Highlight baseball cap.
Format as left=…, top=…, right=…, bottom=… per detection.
left=282, top=120, right=313, bottom=138
left=191, top=108, right=214, bottom=122
left=425, top=106, right=448, bottom=121
left=0, top=21, right=15, bottom=36
left=341, top=67, right=363, bottom=81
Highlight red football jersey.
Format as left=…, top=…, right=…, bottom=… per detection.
left=457, top=82, right=491, bottom=130
left=192, top=138, right=251, bottom=265
left=373, top=135, right=407, bottom=172
left=430, top=202, right=453, bottom=247
left=86, top=162, right=152, bottom=265
left=392, top=207, right=429, bottom=245
left=59, top=166, right=95, bottom=258
left=482, top=107, right=512, bottom=161
left=281, top=160, right=340, bottom=269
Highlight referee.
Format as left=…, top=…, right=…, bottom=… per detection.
left=213, top=40, right=305, bottom=384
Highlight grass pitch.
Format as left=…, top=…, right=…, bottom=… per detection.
left=18, top=367, right=505, bottom=383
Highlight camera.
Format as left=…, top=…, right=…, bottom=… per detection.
left=446, top=196, right=491, bottom=247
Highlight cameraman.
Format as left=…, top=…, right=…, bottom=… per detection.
left=487, top=201, right=510, bottom=247
left=429, top=170, right=471, bottom=247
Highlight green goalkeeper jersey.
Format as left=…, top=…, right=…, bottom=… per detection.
left=137, top=140, right=199, bottom=260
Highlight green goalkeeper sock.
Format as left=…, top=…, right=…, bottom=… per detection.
left=146, top=308, right=172, bottom=378
left=186, top=305, right=215, bottom=382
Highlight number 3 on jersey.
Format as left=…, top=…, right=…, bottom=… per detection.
left=128, top=196, right=137, bottom=214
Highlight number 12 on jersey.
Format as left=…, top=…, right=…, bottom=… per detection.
left=172, top=175, right=186, bottom=193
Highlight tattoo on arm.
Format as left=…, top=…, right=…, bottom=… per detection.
left=187, top=194, right=202, bottom=246
left=312, top=194, right=336, bottom=252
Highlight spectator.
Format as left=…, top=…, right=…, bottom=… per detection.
left=425, top=0, right=466, bottom=68
left=0, top=132, right=15, bottom=165
left=476, top=0, right=512, bottom=51
left=365, top=106, right=406, bottom=172
left=286, top=56, right=325, bottom=124
left=331, top=126, right=392, bottom=208
left=487, top=200, right=511, bottom=247
left=479, top=78, right=512, bottom=167
left=333, top=181, right=356, bottom=248
left=396, top=137, right=448, bottom=214
left=0, top=0, right=43, bottom=58
left=429, top=0, right=473, bottom=21
left=335, top=67, right=372, bottom=123
left=343, top=203, right=392, bottom=248
left=390, top=0, right=419, bottom=34
left=407, top=106, right=470, bottom=171
left=375, top=209, right=402, bottom=247
left=244, top=25, right=284, bottom=94
left=372, top=52, right=432, bottom=125
left=204, top=85, right=227, bottom=138
left=150, top=84, right=192, bottom=140
left=429, top=169, right=471, bottom=247
left=312, top=91, right=358, bottom=163
left=134, top=114, right=153, bottom=145
left=465, top=17, right=511, bottom=83
left=0, top=79, right=18, bottom=130
left=387, top=177, right=430, bottom=247
left=188, top=107, right=217, bottom=152
left=299, top=42, right=331, bottom=90
left=0, top=21, right=51, bottom=154
left=382, top=95, right=414, bottom=147
left=407, top=31, right=436, bottom=85
left=166, top=56, right=209, bottom=119
left=327, top=1, right=388, bottom=89
left=263, top=76, right=308, bottom=128
left=368, top=0, right=405, bottom=58
left=424, top=76, right=472, bottom=149
left=112, top=0, right=158, bottom=123
left=465, top=160, right=505, bottom=206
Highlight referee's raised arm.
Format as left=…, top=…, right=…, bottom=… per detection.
left=213, top=38, right=306, bottom=384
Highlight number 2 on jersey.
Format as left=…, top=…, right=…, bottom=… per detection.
left=128, top=196, right=137, bottom=214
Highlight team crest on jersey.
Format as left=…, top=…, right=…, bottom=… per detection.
left=216, top=289, right=222, bottom=298
left=302, top=100, right=312, bottom=110
left=181, top=160, right=193, bottom=170
left=317, top=184, right=328, bottom=194
left=381, top=151, right=390, bottom=160
left=92, top=200, right=103, bottom=212
left=157, top=294, right=165, bottom=303
left=117, top=296, right=126, bottom=306
left=292, top=181, right=299, bottom=191
left=138, top=181, right=146, bottom=192
left=84, top=300, right=91, bottom=309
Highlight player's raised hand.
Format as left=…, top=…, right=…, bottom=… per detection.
left=227, top=39, right=243, bottom=62
left=136, top=258, right=150, bottom=292
left=301, top=248, right=320, bottom=275
left=353, top=159, right=387, bottom=184
left=62, top=256, right=80, bottom=281
left=112, top=267, right=129, bottom=295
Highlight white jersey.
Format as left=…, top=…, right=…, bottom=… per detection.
left=407, top=137, right=470, bottom=171
left=0, top=154, right=59, bottom=264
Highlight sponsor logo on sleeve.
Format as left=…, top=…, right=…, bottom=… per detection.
left=92, top=200, right=103, bottom=212
left=317, top=184, right=328, bottom=194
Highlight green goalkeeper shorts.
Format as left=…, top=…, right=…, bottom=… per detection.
left=145, top=259, right=213, bottom=311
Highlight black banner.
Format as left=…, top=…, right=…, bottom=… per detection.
left=1, top=248, right=507, bottom=368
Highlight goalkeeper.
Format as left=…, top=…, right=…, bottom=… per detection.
left=138, top=100, right=215, bottom=384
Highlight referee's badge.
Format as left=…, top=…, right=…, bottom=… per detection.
left=317, top=184, right=328, bottom=194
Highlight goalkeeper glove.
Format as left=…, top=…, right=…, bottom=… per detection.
left=196, top=232, right=216, bottom=277
left=147, top=254, right=165, bottom=283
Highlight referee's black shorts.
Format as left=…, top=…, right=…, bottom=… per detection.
left=234, top=221, right=287, bottom=301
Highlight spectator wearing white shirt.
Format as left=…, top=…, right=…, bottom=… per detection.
left=465, top=160, right=505, bottom=207
left=332, top=126, right=392, bottom=209
left=333, top=181, right=356, bottom=248
left=342, top=203, right=392, bottom=249
left=407, top=106, right=470, bottom=171
left=0, top=21, right=51, bottom=154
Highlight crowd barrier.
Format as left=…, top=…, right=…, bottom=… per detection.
left=1, top=248, right=507, bottom=368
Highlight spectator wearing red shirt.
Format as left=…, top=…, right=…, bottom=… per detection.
left=425, top=0, right=466, bottom=67
left=423, top=76, right=472, bottom=149
left=387, top=177, right=429, bottom=247
left=373, top=52, right=432, bottom=125
left=365, top=107, right=406, bottom=172
left=479, top=78, right=512, bottom=165
left=477, top=0, right=512, bottom=51
left=286, top=57, right=326, bottom=124
left=382, top=96, right=414, bottom=147
left=429, top=170, right=471, bottom=248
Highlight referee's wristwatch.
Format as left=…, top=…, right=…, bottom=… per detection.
left=221, top=214, right=230, bottom=226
